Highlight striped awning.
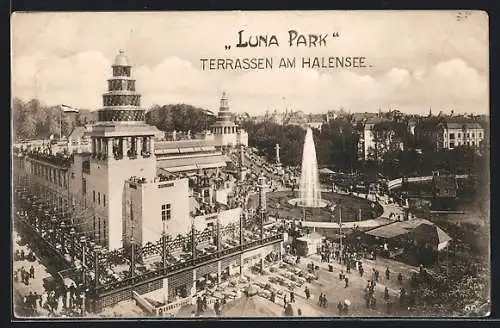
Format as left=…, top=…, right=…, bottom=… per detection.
left=157, top=155, right=228, bottom=173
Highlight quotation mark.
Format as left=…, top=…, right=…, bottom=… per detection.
left=225, top=45, right=231, bottom=50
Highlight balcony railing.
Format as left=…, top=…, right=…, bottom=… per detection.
left=26, top=151, right=73, bottom=168
left=94, top=233, right=282, bottom=295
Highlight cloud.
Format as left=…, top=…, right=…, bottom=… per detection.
left=12, top=51, right=488, bottom=115
left=13, top=50, right=109, bottom=109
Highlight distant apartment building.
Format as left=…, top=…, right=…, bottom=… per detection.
left=436, top=121, right=484, bottom=150
left=415, top=118, right=485, bottom=150
left=357, top=117, right=403, bottom=160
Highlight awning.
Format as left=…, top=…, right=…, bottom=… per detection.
left=157, top=155, right=229, bottom=173
left=365, top=223, right=411, bottom=239
left=365, top=218, right=437, bottom=239
left=410, top=223, right=452, bottom=249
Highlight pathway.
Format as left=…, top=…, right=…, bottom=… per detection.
left=13, top=230, right=52, bottom=317
left=289, top=191, right=404, bottom=230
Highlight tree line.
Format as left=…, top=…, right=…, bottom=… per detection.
left=12, top=98, right=217, bottom=141
left=145, top=104, right=217, bottom=134
left=12, top=98, right=97, bottom=141
left=242, top=117, right=489, bottom=179
left=12, top=97, right=489, bottom=179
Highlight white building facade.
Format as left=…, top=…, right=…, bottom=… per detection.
left=210, top=92, right=248, bottom=148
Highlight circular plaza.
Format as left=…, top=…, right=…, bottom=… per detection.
left=249, top=191, right=384, bottom=223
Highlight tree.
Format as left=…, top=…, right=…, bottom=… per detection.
left=12, top=97, right=95, bottom=140
left=146, top=104, right=216, bottom=133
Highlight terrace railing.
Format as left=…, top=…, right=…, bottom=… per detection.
left=94, top=233, right=282, bottom=296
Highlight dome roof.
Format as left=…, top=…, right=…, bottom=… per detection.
left=113, top=50, right=130, bottom=66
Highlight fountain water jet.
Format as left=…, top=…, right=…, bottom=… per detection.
left=288, top=127, right=328, bottom=208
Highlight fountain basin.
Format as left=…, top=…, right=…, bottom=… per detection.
left=287, top=198, right=330, bottom=208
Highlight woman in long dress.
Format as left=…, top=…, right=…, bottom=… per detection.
left=56, top=296, right=64, bottom=314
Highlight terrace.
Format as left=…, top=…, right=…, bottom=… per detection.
left=13, top=186, right=283, bottom=300
left=26, top=150, right=73, bottom=168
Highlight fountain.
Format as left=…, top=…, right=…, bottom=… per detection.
left=288, top=127, right=328, bottom=208
left=250, top=125, right=383, bottom=222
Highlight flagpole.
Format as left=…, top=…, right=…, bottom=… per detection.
left=60, top=108, right=63, bottom=140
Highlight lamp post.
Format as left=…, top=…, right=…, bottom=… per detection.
left=162, top=219, right=167, bottom=271
left=60, top=221, right=66, bottom=252
left=216, top=215, right=221, bottom=252
left=239, top=212, right=244, bottom=247
left=51, top=217, right=57, bottom=244
left=80, top=236, right=87, bottom=285
left=70, top=228, right=76, bottom=262
left=94, top=243, right=101, bottom=289
left=130, top=232, right=136, bottom=279
left=191, top=223, right=196, bottom=262
left=339, top=206, right=343, bottom=264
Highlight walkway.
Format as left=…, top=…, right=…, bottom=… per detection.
left=292, top=191, right=404, bottom=230
left=299, top=218, right=391, bottom=229
left=13, top=230, right=52, bottom=317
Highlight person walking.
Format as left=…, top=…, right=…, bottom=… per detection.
left=343, top=302, right=349, bottom=315
left=290, top=291, right=295, bottom=303
left=214, top=300, right=220, bottom=316
left=318, top=293, right=323, bottom=307
left=202, top=296, right=207, bottom=311
left=337, top=301, right=343, bottom=315
left=385, top=267, right=390, bottom=280
left=304, top=287, right=310, bottom=300
left=30, top=266, right=35, bottom=279
left=344, top=276, right=349, bottom=288
left=386, top=300, right=393, bottom=314
left=397, top=272, right=403, bottom=284
left=384, top=287, right=390, bottom=302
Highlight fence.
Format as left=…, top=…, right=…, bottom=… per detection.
left=154, top=296, right=192, bottom=316
left=387, top=175, right=469, bottom=190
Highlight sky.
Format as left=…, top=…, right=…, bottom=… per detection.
left=11, top=11, right=489, bottom=115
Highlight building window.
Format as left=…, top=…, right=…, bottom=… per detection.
left=449, top=133, right=455, bottom=140
left=450, top=142, right=455, bottom=148
left=98, top=217, right=101, bottom=241
left=93, top=216, right=96, bottom=236
left=93, top=190, right=96, bottom=203
left=82, top=179, right=87, bottom=194
left=103, top=194, right=106, bottom=207
left=467, top=133, right=470, bottom=138
left=458, top=133, right=461, bottom=138
left=161, top=204, right=171, bottom=221
left=479, top=132, right=483, bottom=138
left=472, top=133, right=475, bottom=138
left=98, top=192, right=101, bottom=205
